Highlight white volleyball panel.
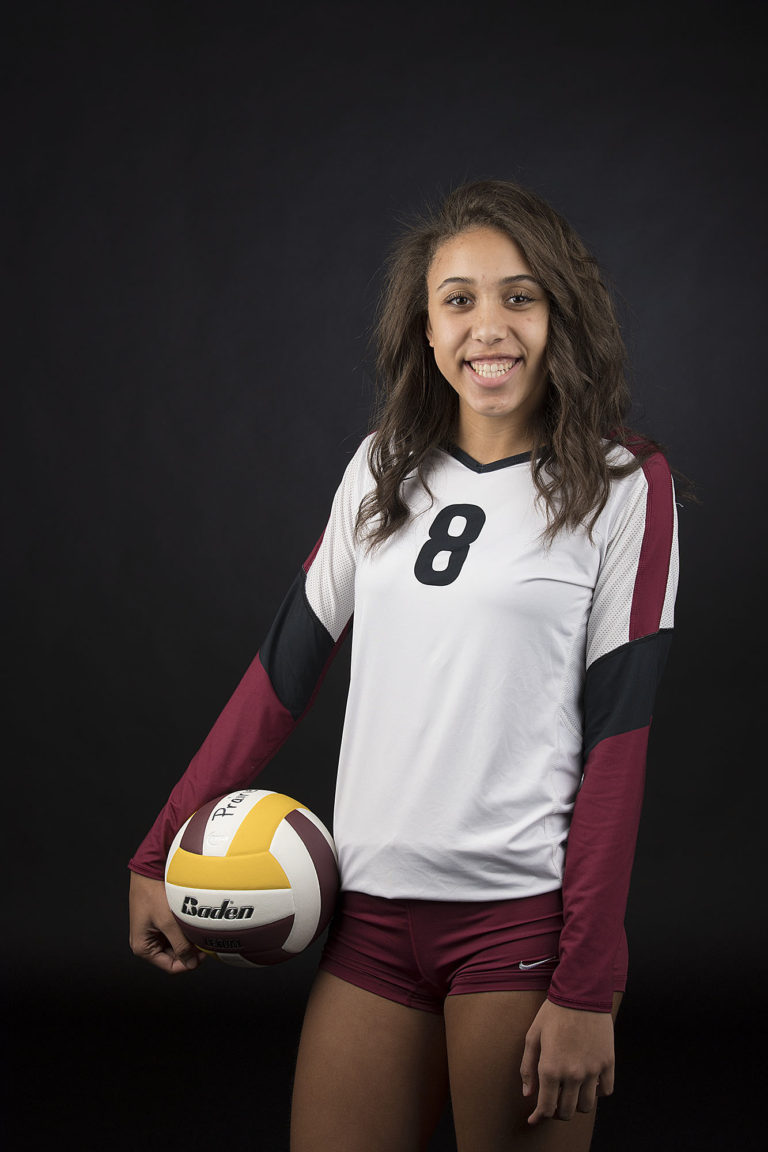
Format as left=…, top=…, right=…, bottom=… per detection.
left=217, top=952, right=262, bottom=968
left=165, top=882, right=294, bottom=929
left=200, top=789, right=275, bottom=856
left=269, top=820, right=321, bottom=952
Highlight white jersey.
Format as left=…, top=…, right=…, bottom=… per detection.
left=304, top=437, right=676, bottom=899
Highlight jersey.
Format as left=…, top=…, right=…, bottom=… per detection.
left=130, top=434, right=678, bottom=1012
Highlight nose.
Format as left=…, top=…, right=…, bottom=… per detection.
left=471, top=300, right=508, bottom=343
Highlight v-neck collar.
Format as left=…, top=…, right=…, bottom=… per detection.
left=446, top=444, right=533, bottom=473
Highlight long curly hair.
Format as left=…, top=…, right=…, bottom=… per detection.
left=357, top=179, right=656, bottom=548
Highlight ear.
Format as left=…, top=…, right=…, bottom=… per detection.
left=425, top=317, right=433, bottom=347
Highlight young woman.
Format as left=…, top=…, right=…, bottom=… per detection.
left=129, top=180, right=678, bottom=1151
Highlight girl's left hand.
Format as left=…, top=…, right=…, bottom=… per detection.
left=520, top=998, right=614, bottom=1124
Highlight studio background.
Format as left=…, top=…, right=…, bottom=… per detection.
left=6, top=2, right=766, bottom=1148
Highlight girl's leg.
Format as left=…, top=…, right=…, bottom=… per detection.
left=290, top=970, right=450, bottom=1152
left=444, top=990, right=622, bottom=1152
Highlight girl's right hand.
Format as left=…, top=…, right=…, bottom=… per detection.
left=129, top=871, right=204, bottom=973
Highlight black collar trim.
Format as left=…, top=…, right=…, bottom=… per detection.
left=446, top=444, right=533, bottom=473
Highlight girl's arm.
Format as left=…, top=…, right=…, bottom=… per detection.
left=521, top=449, right=678, bottom=1123
left=128, top=440, right=368, bottom=968
left=549, top=449, right=678, bottom=1013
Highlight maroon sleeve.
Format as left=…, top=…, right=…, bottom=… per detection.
left=547, top=453, right=678, bottom=1012
left=547, top=725, right=650, bottom=1011
left=128, top=537, right=350, bottom=880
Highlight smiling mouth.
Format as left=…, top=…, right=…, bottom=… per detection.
left=467, top=358, right=521, bottom=378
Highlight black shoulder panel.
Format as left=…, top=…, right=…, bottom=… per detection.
left=583, top=630, right=673, bottom=757
left=259, top=571, right=336, bottom=720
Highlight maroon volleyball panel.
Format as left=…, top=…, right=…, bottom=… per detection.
left=180, top=914, right=295, bottom=954
left=244, top=947, right=296, bottom=965
left=284, top=809, right=339, bottom=939
left=180, top=795, right=226, bottom=855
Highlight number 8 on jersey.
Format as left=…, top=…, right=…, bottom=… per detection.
left=413, top=503, right=486, bottom=587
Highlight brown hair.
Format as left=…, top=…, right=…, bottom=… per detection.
left=357, top=179, right=657, bottom=548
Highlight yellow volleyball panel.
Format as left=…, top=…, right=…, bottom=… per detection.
left=166, top=847, right=291, bottom=890
left=227, top=792, right=306, bottom=856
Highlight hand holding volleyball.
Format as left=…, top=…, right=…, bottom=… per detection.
left=129, top=871, right=204, bottom=974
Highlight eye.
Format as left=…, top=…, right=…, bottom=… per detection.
left=445, top=292, right=472, bottom=306
left=507, top=291, right=534, bottom=305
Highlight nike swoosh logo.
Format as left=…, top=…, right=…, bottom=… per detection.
left=518, top=956, right=558, bottom=970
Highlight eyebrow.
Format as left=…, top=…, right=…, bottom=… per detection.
left=434, top=274, right=540, bottom=291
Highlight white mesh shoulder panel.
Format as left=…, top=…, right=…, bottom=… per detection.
left=586, top=467, right=649, bottom=668
left=660, top=490, right=679, bottom=630
left=304, top=437, right=372, bottom=642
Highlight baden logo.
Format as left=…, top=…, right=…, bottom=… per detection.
left=181, top=896, right=254, bottom=920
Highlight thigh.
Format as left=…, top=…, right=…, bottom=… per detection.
left=444, top=990, right=622, bottom=1152
left=290, top=970, right=450, bottom=1152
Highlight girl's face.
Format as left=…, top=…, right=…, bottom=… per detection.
left=425, top=227, right=549, bottom=450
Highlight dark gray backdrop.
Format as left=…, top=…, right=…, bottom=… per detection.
left=6, top=1, right=766, bottom=1148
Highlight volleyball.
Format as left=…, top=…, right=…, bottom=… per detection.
left=165, top=789, right=339, bottom=966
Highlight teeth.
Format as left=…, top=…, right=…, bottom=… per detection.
left=470, top=359, right=517, bottom=378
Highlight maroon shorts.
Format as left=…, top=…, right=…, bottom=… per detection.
left=319, top=889, right=628, bottom=1015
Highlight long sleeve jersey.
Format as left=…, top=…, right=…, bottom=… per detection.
left=130, top=435, right=678, bottom=1012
